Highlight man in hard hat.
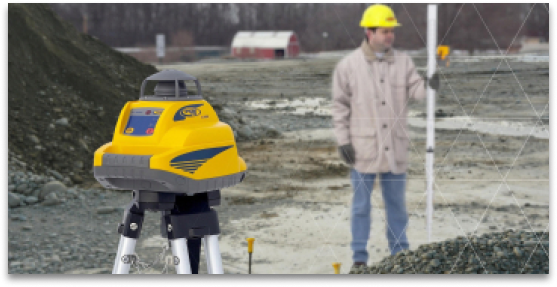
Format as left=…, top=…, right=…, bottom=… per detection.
left=331, top=4, right=440, bottom=272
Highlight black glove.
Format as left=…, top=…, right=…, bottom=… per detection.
left=338, top=144, right=355, bottom=165
left=425, top=72, right=440, bottom=90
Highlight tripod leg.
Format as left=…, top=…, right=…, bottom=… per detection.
left=202, top=237, right=215, bottom=274
left=113, top=200, right=144, bottom=274
left=203, top=235, right=224, bottom=274
left=112, top=235, right=138, bottom=274
left=170, top=238, right=192, bottom=274
left=113, top=236, right=124, bottom=273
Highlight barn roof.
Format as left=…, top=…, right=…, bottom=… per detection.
left=231, top=31, right=297, bottom=49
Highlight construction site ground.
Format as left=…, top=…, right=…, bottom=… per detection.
left=8, top=54, right=548, bottom=274
left=150, top=56, right=548, bottom=274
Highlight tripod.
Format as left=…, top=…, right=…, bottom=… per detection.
left=112, top=190, right=224, bottom=274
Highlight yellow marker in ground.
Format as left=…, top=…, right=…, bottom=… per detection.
left=247, top=238, right=255, bottom=253
left=332, top=262, right=341, bottom=274
left=247, top=238, right=255, bottom=274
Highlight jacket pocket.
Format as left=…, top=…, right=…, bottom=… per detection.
left=350, top=130, right=378, bottom=161
left=393, top=127, right=409, bottom=163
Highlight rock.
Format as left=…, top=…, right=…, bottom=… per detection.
left=96, top=207, right=117, bottom=214
left=8, top=192, right=21, bottom=208
left=237, top=125, right=254, bottom=139
left=49, top=254, right=62, bottom=264
left=28, top=134, right=40, bottom=144
left=66, top=189, right=78, bottom=199
left=48, top=170, right=65, bottom=181
left=42, top=192, right=60, bottom=206
left=71, top=174, right=83, bottom=184
left=21, top=225, right=33, bottom=231
left=25, top=196, right=39, bottom=204
left=31, top=188, right=41, bottom=198
left=40, top=181, right=67, bottom=200
left=212, top=103, right=223, bottom=111
left=220, top=108, right=236, bottom=119
left=10, top=262, right=24, bottom=268
left=78, top=139, right=89, bottom=151
left=55, top=117, right=69, bottom=126
left=10, top=214, right=27, bottom=221
left=15, top=183, right=31, bottom=195
left=73, top=161, right=84, bottom=169
left=263, top=125, right=282, bottom=138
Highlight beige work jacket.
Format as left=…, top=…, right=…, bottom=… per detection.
left=332, top=40, right=426, bottom=174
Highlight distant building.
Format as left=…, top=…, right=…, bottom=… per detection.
left=519, top=34, right=549, bottom=53
left=231, top=31, right=300, bottom=59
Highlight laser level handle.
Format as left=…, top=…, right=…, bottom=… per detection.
left=139, top=70, right=203, bottom=100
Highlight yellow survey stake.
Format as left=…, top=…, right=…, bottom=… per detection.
left=247, top=238, right=255, bottom=253
left=332, top=262, right=341, bottom=274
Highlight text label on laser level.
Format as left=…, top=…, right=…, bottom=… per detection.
left=174, top=104, right=204, bottom=122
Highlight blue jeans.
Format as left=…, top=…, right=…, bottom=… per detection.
left=350, top=169, right=410, bottom=263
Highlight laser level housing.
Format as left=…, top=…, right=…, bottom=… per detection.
left=93, top=70, right=247, bottom=195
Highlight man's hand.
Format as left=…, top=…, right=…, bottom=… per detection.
left=338, top=144, right=355, bottom=165
left=424, top=72, right=440, bottom=90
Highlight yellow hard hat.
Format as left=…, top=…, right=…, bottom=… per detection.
left=360, top=4, right=401, bottom=28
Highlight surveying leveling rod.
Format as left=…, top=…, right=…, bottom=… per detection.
left=426, top=4, right=438, bottom=243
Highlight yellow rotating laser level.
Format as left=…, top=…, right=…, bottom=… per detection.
left=93, top=69, right=247, bottom=195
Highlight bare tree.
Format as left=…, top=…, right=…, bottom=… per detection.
left=49, top=3, right=540, bottom=53
left=525, top=3, right=549, bottom=41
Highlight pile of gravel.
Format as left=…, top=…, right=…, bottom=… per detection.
left=350, top=230, right=549, bottom=274
left=8, top=151, right=80, bottom=209
left=9, top=4, right=158, bottom=182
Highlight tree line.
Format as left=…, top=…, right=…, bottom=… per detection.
left=50, top=3, right=548, bottom=53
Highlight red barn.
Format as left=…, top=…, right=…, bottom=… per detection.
left=231, top=31, right=300, bottom=59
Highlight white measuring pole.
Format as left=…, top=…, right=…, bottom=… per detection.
left=426, top=4, right=437, bottom=243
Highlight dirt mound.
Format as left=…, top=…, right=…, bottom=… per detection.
left=8, top=4, right=158, bottom=183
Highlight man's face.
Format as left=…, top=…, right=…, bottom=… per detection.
left=367, top=27, right=395, bottom=50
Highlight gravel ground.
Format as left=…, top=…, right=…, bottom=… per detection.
left=350, top=230, right=549, bottom=274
